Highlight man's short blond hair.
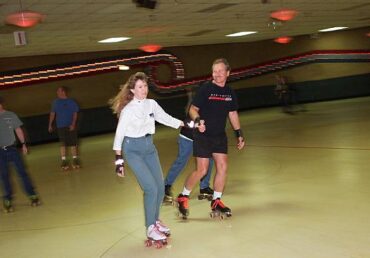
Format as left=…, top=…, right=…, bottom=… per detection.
left=212, top=58, right=231, bottom=71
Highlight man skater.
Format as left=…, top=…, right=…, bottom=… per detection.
left=0, top=96, right=40, bottom=212
left=48, top=86, right=80, bottom=170
left=177, top=58, right=245, bottom=219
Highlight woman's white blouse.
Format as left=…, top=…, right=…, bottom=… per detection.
left=113, top=98, right=182, bottom=150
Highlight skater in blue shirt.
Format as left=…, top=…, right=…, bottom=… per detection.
left=48, top=86, right=80, bottom=170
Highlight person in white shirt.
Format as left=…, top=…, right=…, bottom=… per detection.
left=110, top=72, right=184, bottom=247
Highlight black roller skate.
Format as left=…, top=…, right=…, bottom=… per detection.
left=145, top=224, right=168, bottom=249
left=72, top=158, right=81, bottom=169
left=176, top=194, right=189, bottom=220
left=61, top=159, right=70, bottom=171
left=163, top=185, right=174, bottom=205
left=30, top=195, right=41, bottom=207
left=198, top=186, right=214, bottom=201
left=3, top=199, right=14, bottom=213
left=210, top=198, right=232, bottom=219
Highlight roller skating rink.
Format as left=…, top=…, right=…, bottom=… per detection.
left=1, top=97, right=370, bottom=258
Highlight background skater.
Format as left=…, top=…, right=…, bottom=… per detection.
left=0, top=96, right=41, bottom=213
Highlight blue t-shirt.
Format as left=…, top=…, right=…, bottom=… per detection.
left=51, top=98, right=79, bottom=128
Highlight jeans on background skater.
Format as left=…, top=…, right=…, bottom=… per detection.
left=164, top=135, right=213, bottom=189
left=0, top=147, right=36, bottom=201
left=123, top=135, right=164, bottom=228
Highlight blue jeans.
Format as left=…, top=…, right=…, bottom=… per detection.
left=123, top=135, right=164, bottom=228
left=0, top=146, right=36, bottom=201
left=164, top=135, right=213, bottom=189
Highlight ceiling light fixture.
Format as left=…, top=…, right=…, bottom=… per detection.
left=139, top=44, right=162, bottom=53
left=118, top=65, right=130, bottom=71
left=274, top=36, right=292, bottom=44
left=226, top=31, right=257, bottom=37
left=319, top=27, right=348, bottom=32
left=98, top=37, right=131, bottom=43
left=270, top=9, right=298, bottom=21
left=5, top=0, right=44, bottom=28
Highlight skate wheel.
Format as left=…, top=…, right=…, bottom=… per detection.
left=177, top=211, right=188, bottom=220
left=220, top=214, right=225, bottom=220
left=145, top=239, right=153, bottom=247
left=154, top=242, right=163, bottom=249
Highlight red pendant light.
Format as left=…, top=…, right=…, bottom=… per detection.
left=274, top=36, right=292, bottom=44
left=139, top=44, right=162, bottom=53
left=5, top=11, right=44, bottom=28
left=270, top=9, right=298, bottom=21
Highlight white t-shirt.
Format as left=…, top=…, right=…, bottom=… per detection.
left=113, top=98, right=182, bottom=151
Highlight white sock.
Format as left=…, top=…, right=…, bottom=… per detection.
left=73, top=156, right=77, bottom=159
left=182, top=187, right=191, bottom=196
left=213, top=191, right=222, bottom=200
left=61, top=156, right=66, bottom=160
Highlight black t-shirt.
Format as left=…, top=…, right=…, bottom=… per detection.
left=192, top=81, right=238, bottom=136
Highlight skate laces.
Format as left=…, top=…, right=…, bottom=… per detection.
left=211, top=199, right=225, bottom=209
left=148, top=224, right=166, bottom=238
left=155, top=220, right=169, bottom=231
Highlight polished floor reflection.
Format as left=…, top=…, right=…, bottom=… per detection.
left=1, top=97, right=369, bottom=258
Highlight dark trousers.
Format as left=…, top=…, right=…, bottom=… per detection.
left=0, top=146, right=36, bottom=201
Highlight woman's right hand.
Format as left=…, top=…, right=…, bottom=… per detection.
left=115, top=155, right=125, bottom=177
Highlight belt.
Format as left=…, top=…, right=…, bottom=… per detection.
left=1, top=144, right=15, bottom=151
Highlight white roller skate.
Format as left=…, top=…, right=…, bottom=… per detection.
left=145, top=224, right=168, bottom=248
left=155, top=220, right=171, bottom=237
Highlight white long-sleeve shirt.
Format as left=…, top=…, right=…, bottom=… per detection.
left=113, top=98, right=182, bottom=151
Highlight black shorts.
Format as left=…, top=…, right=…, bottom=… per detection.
left=193, top=133, right=228, bottom=158
left=57, top=127, right=78, bottom=146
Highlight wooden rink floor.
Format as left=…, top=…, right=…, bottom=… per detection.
left=1, top=97, right=369, bottom=258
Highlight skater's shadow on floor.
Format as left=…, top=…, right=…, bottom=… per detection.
left=233, top=201, right=304, bottom=216
left=174, top=201, right=304, bottom=222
